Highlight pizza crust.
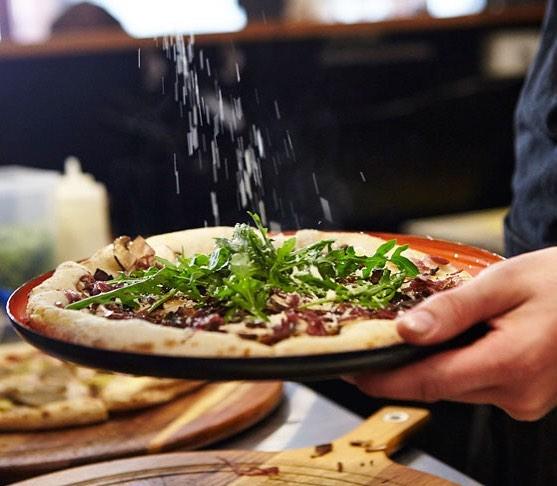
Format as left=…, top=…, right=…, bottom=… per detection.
left=273, top=319, right=401, bottom=356
left=100, top=377, right=204, bottom=411
left=0, top=343, right=204, bottom=431
left=26, top=227, right=460, bottom=357
left=0, top=398, right=108, bottom=431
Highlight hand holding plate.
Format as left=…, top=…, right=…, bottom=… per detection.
left=349, top=247, right=557, bottom=421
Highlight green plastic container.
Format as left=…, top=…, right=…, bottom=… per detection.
left=0, top=166, right=60, bottom=290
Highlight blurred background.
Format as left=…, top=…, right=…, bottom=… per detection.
left=0, top=2, right=546, bottom=239
left=0, top=1, right=547, bottom=479
left=0, top=0, right=545, bottom=249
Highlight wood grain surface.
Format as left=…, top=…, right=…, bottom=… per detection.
left=0, top=381, right=282, bottom=482
left=11, top=406, right=454, bottom=485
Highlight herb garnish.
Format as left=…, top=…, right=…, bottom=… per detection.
left=66, top=213, right=418, bottom=321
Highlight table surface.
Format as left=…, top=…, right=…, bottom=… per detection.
left=0, top=313, right=480, bottom=485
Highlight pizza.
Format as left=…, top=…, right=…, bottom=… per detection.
left=0, top=342, right=204, bottom=431
left=26, top=214, right=468, bottom=357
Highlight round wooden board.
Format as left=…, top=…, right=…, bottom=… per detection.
left=10, top=450, right=449, bottom=486
left=0, top=381, right=282, bottom=482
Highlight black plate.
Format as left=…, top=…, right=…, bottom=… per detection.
left=7, top=314, right=488, bottom=381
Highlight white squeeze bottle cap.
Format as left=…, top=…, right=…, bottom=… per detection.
left=55, top=156, right=111, bottom=262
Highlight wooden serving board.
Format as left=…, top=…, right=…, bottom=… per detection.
left=12, top=406, right=454, bottom=485
left=0, top=381, right=282, bottom=482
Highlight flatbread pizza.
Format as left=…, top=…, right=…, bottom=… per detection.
left=26, top=214, right=469, bottom=358
left=0, top=342, right=204, bottom=431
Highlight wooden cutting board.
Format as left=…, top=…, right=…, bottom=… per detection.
left=0, top=381, right=282, bottom=482
left=12, top=406, right=454, bottom=485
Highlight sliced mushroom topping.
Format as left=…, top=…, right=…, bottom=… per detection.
left=113, top=236, right=155, bottom=271
left=128, top=236, right=156, bottom=269
left=113, top=236, right=134, bottom=271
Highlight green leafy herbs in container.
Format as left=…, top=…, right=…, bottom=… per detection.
left=0, top=225, right=55, bottom=290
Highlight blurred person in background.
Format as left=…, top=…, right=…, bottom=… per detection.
left=350, top=2, right=557, bottom=484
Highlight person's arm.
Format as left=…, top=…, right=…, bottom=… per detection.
left=348, top=247, right=557, bottom=421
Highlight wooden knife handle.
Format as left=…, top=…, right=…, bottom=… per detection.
left=268, top=406, right=440, bottom=483
left=334, top=406, right=430, bottom=456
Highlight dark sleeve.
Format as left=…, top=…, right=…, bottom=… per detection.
left=507, top=0, right=557, bottom=256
